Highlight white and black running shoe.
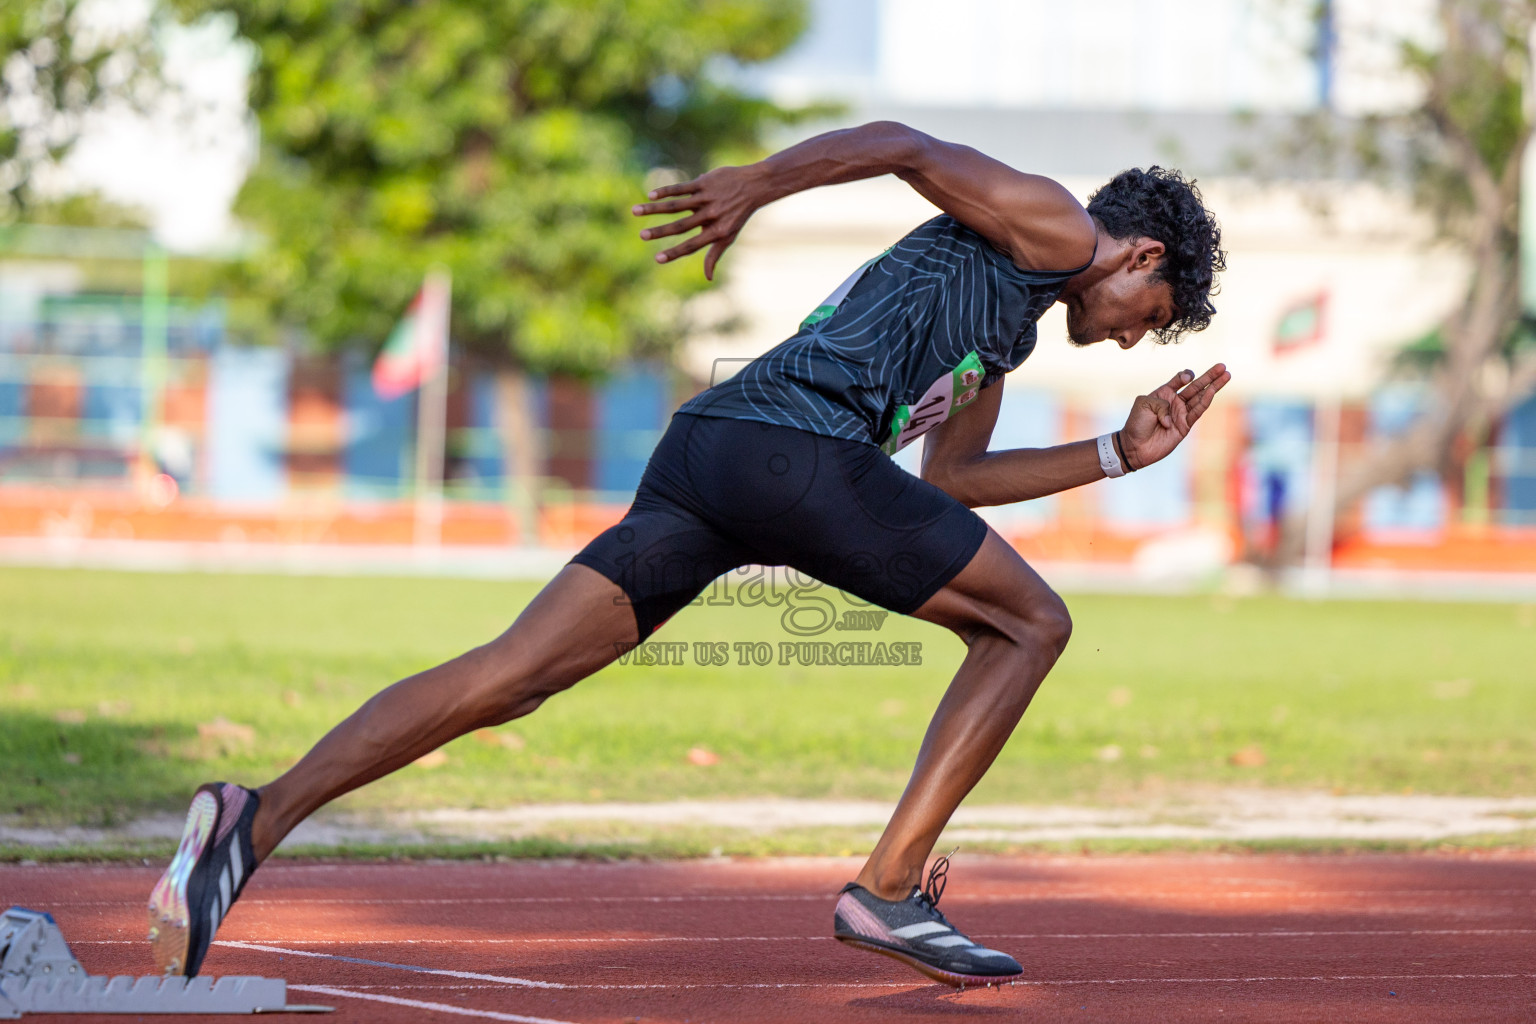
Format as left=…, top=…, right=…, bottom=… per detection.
left=147, top=782, right=259, bottom=977
left=834, top=852, right=1022, bottom=988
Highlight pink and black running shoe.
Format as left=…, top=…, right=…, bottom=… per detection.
left=147, top=782, right=260, bottom=976
left=834, top=853, right=1022, bottom=988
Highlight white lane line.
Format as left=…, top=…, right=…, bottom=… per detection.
left=295, top=972, right=1536, bottom=992
left=217, top=941, right=568, bottom=989
left=288, top=985, right=578, bottom=1023
left=42, top=889, right=1536, bottom=907
left=210, top=940, right=1536, bottom=993
left=86, top=927, right=1536, bottom=946
left=45, top=895, right=828, bottom=907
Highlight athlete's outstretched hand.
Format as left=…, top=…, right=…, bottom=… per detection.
left=1119, top=364, right=1231, bottom=470
left=632, top=166, right=762, bottom=281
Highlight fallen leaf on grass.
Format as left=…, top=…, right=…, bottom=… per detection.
left=1430, top=678, right=1473, bottom=700
left=96, top=700, right=132, bottom=717
left=198, top=718, right=255, bottom=745
left=61, top=752, right=81, bottom=765
left=281, top=690, right=302, bottom=708
left=53, top=709, right=87, bottom=725
left=687, top=746, right=719, bottom=767
left=1095, top=744, right=1122, bottom=763
left=1228, top=745, right=1266, bottom=767
left=190, top=717, right=257, bottom=759
left=473, top=729, right=525, bottom=750
left=414, top=750, right=449, bottom=769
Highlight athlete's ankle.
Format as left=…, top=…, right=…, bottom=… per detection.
left=854, top=863, right=919, bottom=902
left=249, top=786, right=283, bottom=863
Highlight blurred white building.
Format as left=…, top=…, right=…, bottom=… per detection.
left=689, top=0, right=1460, bottom=409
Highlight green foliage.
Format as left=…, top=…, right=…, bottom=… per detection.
left=13, top=191, right=151, bottom=229
left=1403, top=5, right=1529, bottom=180
left=171, top=0, right=808, bottom=373
left=2, top=568, right=1533, bottom=828
left=0, top=0, right=161, bottom=222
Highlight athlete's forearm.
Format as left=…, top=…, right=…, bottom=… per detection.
left=747, top=122, right=925, bottom=205
left=928, top=440, right=1110, bottom=508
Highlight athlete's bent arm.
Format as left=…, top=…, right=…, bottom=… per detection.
left=921, top=365, right=1231, bottom=508
left=631, top=121, right=1094, bottom=278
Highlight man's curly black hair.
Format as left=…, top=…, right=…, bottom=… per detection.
left=1086, top=167, right=1226, bottom=341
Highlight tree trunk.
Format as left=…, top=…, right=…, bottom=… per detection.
left=495, top=367, right=543, bottom=545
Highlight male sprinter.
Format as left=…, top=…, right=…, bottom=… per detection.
left=148, top=120, right=1228, bottom=988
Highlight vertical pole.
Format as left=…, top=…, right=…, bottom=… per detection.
left=413, top=270, right=451, bottom=550
left=1316, top=0, right=1335, bottom=110
left=139, top=242, right=168, bottom=487
left=495, top=367, right=542, bottom=546
left=1302, top=393, right=1341, bottom=595
left=1463, top=442, right=1491, bottom=529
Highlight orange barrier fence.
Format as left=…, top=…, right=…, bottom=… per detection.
left=3, top=488, right=1536, bottom=575
left=0, top=488, right=628, bottom=550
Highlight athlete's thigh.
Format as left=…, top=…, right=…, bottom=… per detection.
left=756, top=432, right=989, bottom=616
left=908, top=527, right=1065, bottom=639
left=479, top=562, right=644, bottom=690
left=568, top=415, right=760, bottom=639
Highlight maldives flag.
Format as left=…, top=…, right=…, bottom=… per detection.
left=1272, top=290, right=1327, bottom=356
left=372, top=271, right=451, bottom=400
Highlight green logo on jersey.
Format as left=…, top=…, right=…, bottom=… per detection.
left=800, top=248, right=892, bottom=330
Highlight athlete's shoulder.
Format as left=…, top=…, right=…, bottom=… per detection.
left=990, top=176, right=1095, bottom=273
left=903, top=209, right=1091, bottom=277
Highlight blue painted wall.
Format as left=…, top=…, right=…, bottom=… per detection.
left=1502, top=392, right=1536, bottom=522
left=342, top=360, right=413, bottom=498
left=595, top=365, right=667, bottom=493
left=207, top=347, right=288, bottom=501
left=460, top=372, right=503, bottom=491
left=1364, top=387, right=1445, bottom=531
left=1243, top=399, right=1314, bottom=531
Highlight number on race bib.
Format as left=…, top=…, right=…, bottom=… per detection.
left=881, top=351, right=985, bottom=455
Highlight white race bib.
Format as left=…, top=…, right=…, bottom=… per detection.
left=880, top=351, right=985, bottom=455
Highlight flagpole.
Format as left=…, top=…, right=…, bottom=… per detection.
left=414, top=269, right=451, bottom=551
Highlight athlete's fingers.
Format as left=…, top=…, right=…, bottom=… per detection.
left=656, top=229, right=718, bottom=264
left=632, top=196, right=701, bottom=217
left=1139, top=394, right=1174, bottom=430
left=1184, top=367, right=1232, bottom=422
left=645, top=180, right=700, bottom=201
left=1176, top=363, right=1226, bottom=403
left=1161, top=368, right=1195, bottom=393
left=704, top=236, right=735, bottom=280
left=639, top=212, right=707, bottom=241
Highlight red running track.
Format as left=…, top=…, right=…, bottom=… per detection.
left=4, top=854, right=1535, bottom=1022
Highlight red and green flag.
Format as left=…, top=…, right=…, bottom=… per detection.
left=1273, top=290, right=1328, bottom=356
left=372, top=272, right=451, bottom=400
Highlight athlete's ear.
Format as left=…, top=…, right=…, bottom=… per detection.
left=1128, top=238, right=1166, bottom=274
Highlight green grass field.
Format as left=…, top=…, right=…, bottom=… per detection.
left=2, top=567, right=1533, bottom=830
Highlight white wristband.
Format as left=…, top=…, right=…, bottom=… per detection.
left=1097, top=433, right=1126, bottom=478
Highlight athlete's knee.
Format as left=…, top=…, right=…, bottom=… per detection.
left=1035, top=591, right=1073, bottom=655
left=1004, top=586, right=1072, bottom=657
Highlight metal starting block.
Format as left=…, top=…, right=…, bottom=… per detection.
left=0, top=907, right=330, bottom=1016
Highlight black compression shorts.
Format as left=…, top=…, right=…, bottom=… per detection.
left=571, top=413, right=988, bottom=638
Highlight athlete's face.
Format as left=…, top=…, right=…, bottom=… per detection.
left=1064, top=245, right=1175, bottom=349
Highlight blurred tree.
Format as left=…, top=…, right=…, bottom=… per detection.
left=0, top=0, right=161, bottom=222
left=1280, top=0, right=1536, bottom=561
left=171, top=0, right=810, bottom=375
